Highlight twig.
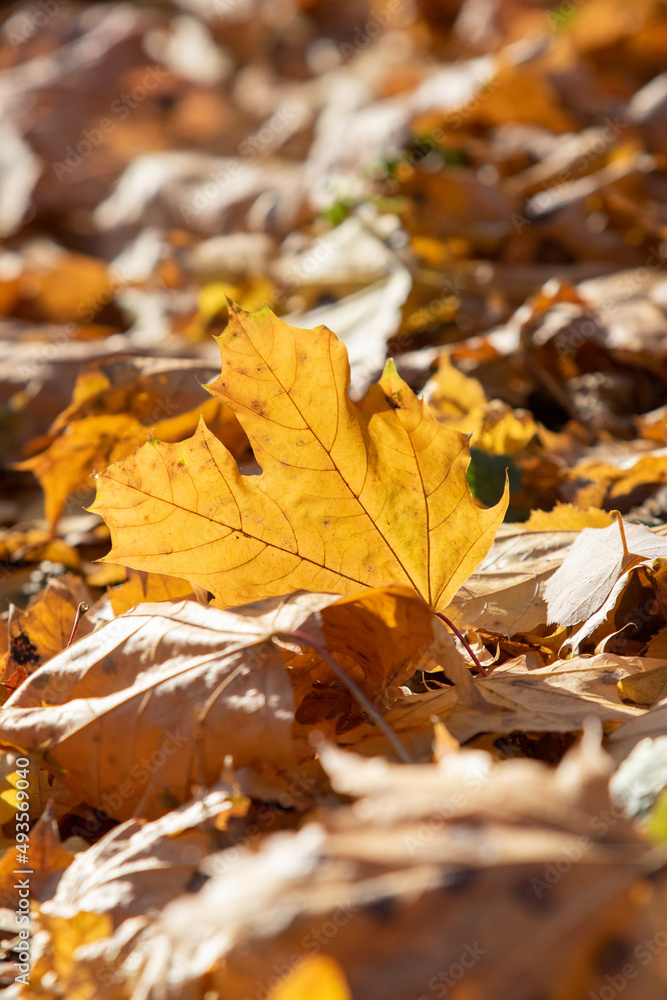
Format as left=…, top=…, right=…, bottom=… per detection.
left=66, top=603, right=89, bottom=648
left=436, top=611, right=488, bottom=677
left=610, top=509, right=630, bottom=558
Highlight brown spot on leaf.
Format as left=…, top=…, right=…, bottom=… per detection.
left=10, top=632, right=40, bottom=667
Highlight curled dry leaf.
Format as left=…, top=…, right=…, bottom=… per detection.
left=0, top=597, right=302, bottom=822
left=92, top=304, right=508, bottom=612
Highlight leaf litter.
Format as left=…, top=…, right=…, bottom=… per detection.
left=3, top=1, right=667, bottom=997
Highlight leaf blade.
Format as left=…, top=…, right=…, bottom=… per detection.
left=92, top=305, right=508, bottom=610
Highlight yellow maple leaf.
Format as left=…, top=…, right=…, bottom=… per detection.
left=92, top=305, right=508, bottom=611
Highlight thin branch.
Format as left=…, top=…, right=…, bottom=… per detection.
left=610, top=509, right=630, bottom=558
left=285, top=628, right=412, bottom=763
left=436, top=611, right=488, bottom=677
left=66, top=603, right=89, bottom=648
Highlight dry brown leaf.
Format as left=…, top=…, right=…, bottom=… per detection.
left=37, top=784, right=241, bottom=929
left=0, top=588, right=433, bottom=819
left=427, top=651, right=648, bottom=746
left=0, top=597, right=302, bottom=820
left=446, top=524, right=581, bottom=634
left=544, top=519, right=667, bottom=627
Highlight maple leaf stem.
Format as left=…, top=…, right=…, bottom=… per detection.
left=610, top=509, right=630, bottom=558
left=435, top=612, right=488, bottom=677
left=66, top=602, right=89, bottom=648
left=286, top=628, right=412, bottom=764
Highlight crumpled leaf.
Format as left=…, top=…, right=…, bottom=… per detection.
left=0, top=588, right=433, bottom=820
left=442, top=652, right=645, bottom=744
left=92, top=304, right=508, bottom=611
left=0, top=597, right=302, bottom=821
left=38, top=783, right=242, bottom=927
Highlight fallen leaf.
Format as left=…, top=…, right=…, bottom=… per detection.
left=288, top=267, right=412, bottom=400
left=422, top=353, right=488, bottom=432
left=444, top=652, right=645, bottom=744
left=37, top=910, right=113, bottom=997
left=92, top=305, right=508, bottom=611
left=108, top=569, right=201, bottom=616
left=0, top=597, right=302, bottom=820
left=20, top=390, right=247, bottom=531
left=38, top=784, right=241, bottom=926
left=0, top=588, right=433, bottom=819
left=520, top=504, right=614, bottom=531
left=48, top=730, right=660, bottom=1000
left=618, top=664, right=667, bottom=706
left=544, top=519, right=667, bottom=627
left=18, top=415, right=151, bottom=531
left=0, top=530, right=81, bottom=573
left=446, top=524, right=580, bottom=634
